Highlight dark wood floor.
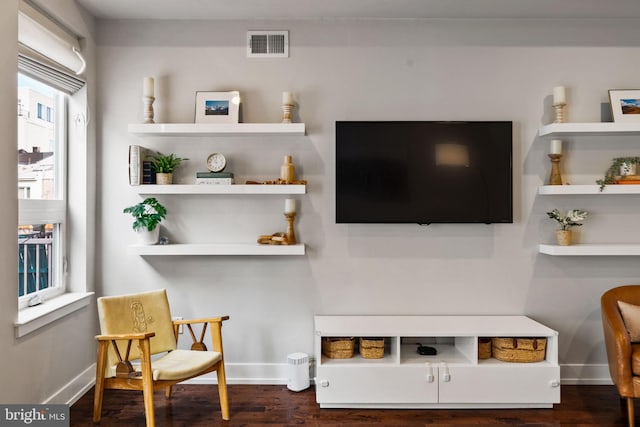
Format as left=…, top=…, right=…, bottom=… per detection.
left=72, top=384, right=630, bottom=426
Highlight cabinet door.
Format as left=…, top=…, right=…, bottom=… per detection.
left=316, top=365, right=438, bottom=404
left=438, top=365, right=560, bottom=404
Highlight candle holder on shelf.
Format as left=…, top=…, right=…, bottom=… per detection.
left=548, top=153, right=563, bottom=185
left=143, top=96, right=155, bottom=124
left=281, top=103, right=293, bottom=124
left=552, top=102, right=566, bottom=124
left=284, top=212, right=297, bottom=245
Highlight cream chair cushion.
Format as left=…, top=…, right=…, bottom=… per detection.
left=107, top=350, right=222, bottom=381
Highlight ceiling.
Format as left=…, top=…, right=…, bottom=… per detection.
left=74, top=0, right=640, bottom=20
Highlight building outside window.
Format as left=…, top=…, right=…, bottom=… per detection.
left=17, top=73, right=66, bottom=306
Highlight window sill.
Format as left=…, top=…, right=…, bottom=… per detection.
left=15, top=292, right=94, bottom=338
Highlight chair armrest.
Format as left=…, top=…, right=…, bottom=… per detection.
left=172, top=316, right=230, bottom=326
left=95, top=332, right=156, bottom=341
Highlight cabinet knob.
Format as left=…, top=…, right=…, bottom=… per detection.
left=550, top=380, right=560, bottom=388
left=319, top=379, right=330, bottom=387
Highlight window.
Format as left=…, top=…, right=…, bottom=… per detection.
left=17, top=73, right=66, bottom=308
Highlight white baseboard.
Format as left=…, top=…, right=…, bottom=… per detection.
left=45, top=362, right=614, bottom=404
left=44, top=364, right=96, bottom=405
left=560, top=364, right=613, bottom=385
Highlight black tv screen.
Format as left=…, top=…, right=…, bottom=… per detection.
left=336, top=121, right=513, bottom=224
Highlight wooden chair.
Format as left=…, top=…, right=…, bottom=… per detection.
left=602, top=285, right=640, bottom=427
left=93, top=289, right=229, bottom=426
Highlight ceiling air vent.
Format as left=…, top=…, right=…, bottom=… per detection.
left=247, top=30, right=289, bottom=58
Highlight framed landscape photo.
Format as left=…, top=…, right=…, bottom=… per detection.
left=194, top=91, right=240, bottom=123
left=609, top=89, right=640, bottom=123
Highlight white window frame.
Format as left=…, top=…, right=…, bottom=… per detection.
left=18, top=83, right=67, bottom=310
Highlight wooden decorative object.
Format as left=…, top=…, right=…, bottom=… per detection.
left=280, top=155, right=295, bottom=182
left=553, top=102, right=566, bottom=123
left=246, top=179, right=307, bottom=185
left=285, top=212, right=296, bottom=245
left=548, top=154, right=563, bottom=185
left=143, top=96, right=155, bottom=124
left=282, top=103, right=293, bottom=123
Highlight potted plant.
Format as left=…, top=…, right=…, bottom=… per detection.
left=596, top=156, right=640, bottom=191
left=123, top=197, right=167, bottom=244
left=150, top=152, right=188, bottom=185
left=546, top=208, right=588, bottom=246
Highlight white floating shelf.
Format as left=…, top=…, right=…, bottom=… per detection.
left=128, top=123, right=306, bottom=136
left=134, top=184, right=306, bottom=195
left=539, top=122, right=640, bottom=137
left=129, top=243, right=306, bottom=256
left=538, top=185, right=640, bottom=195
left=539, top=244, right=640, bottom=256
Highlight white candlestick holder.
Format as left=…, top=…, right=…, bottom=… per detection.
left=281, top=103, right=293, bottom=124
left=144, top=96, right=155, bottom=124
left=553, top=102, right=566, bottom=123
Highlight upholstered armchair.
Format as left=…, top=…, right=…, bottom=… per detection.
left=93, top=289, right=229, bottom=427
left=602, top=285, right=640, bottom=427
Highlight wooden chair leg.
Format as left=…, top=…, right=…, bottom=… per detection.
left=165, top=385, right=172, bottom=398
left=93, top=341, right=109, bottom=422
left=139, top=339, right=156, bottom=427
left=216, top=364, right=230, bottom=420
left=628, top=398, right=635, bottom=427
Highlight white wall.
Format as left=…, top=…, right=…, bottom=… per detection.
left=0, top=0, right=98, bottom=404
left=97, top=18, right=640, bottom=382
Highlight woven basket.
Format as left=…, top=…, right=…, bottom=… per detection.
left=478, top=338, right=492, bottom=360
left=359, top=337, right=385, bottom=359
left=322, top=337, right=355, bottom=359
left=492, top=337, right=546, bottom=363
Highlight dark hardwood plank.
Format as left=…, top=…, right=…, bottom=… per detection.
left=72, top=384, right=629, bottom=426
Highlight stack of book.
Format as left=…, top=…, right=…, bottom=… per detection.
left=616, top=175, right=640, bottom=185
left=195, top=172, right=234, bottom=185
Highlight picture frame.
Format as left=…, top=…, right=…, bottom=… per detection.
left=194, top=91, right=240, bottom=124
left=609, top=89, right=640, bottom=123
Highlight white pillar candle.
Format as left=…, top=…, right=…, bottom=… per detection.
left=285, top=198, right=296, bottom=214
left=550, top=139, right=562, bottom=154
left=143, top=77, right=154, bottom=97
left=552, top=86, right=566, bottom=104
left=282, top=91, right=293, bottom=105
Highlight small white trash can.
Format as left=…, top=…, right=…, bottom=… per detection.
left=287, top=352, right=310, bottom=392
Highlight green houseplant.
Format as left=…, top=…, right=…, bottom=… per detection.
left=123, top=197, right=167, bottom=244
left=596, top=156, right=640, bottom=191
left=546, top=208, right=587, bottom=246
left=150, top=152, right=188, bottom=184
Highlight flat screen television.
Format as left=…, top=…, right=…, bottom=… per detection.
left=336, top=121, right=513, bottom=224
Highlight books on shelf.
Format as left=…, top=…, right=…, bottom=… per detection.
left=195, top=178, right=234, bottom=185
left=196, top=171, right=234, bottom=178
left=129, top=145, right=152, bottom=185
left=195, top=171, right=234, bottom=185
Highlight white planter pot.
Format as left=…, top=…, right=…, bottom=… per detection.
left=620, top=162, right=637, bottom=176
left=136, top=227, right=159, bottom=245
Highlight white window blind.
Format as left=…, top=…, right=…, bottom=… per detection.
left=18, top=0, right=85, bottom=94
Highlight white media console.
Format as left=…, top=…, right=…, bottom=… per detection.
left=314, top=315, right=560, bottom=409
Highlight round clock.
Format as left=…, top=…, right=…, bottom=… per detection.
left=206, top=153, right=226, bottom=172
